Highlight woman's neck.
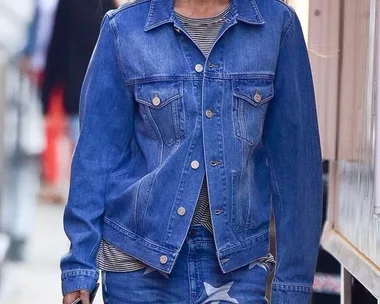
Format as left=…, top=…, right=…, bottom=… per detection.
left=174, top=0, right=230, bottom=18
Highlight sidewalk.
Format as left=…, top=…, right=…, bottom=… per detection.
left=0, top=203, right=102, bottom=304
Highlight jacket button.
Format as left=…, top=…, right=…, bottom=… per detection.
left=195, top=64, right=204, bottom=73
left=160, top=255, right=168, bottom=264
left=191, top=160, right=200, bottom=169
left=254, top=91, right=262, bottom=103
left=152, top=94, right=161, bottom=106
left=177, top=207, right=186, bottom=216
left=205, top=110, right=214, bottom=118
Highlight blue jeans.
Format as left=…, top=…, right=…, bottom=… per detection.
left=102, top=226, right=272, bottom=304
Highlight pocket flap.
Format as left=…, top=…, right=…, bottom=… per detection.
left=135, top=81, right=183, bottom=109
left=233, top=79, right=274, bottom=106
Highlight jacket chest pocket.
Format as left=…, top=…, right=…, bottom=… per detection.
left=232, top=79, right=274, bottom=145
left=135, top=81, right=185, bottom=145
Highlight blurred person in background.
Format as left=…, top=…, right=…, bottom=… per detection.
left=19, top=0, right=59, bottom=86
left=1, top=0, right=58, bottom=261
left=39, top=0, right=117, bottom=202
left=42, top=0, right=117, bottom=143
left=62, top=0, right=322, bottom=303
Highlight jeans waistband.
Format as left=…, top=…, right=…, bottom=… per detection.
left=187, top=225, right=213, bottom=242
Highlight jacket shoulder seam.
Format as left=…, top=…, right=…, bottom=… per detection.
left=107, top=0, right=150, bottom=19
left=107, top=17, right=128, bottom=81
left=270, top=0, right=296, bottom=48
left=273, top=0, right=296, bottom=14
left=279, top=7, right=295, bottom=48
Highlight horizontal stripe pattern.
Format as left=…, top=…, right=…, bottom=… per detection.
left=191, top=176, right=213, bottom=234
left=97, top=240, right=147, bottom=272
left=176, top=5, right=231, bottom=57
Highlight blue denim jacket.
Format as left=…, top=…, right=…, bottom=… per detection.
left=61, top=0, right=323, bottom=302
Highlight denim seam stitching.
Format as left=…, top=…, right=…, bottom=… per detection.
left=146, top=108, right=166, bottom=144
left=104, top=16, right=135, bottom=191
left=249, top=0, right=265, bottom=23
left=219, top=229, right=269, bottom=255
left=97, top=16, right=131, bottom=261
left=279, top=10, right=295, bottom=49
left=272, top=282, right=313, bottom=293
left=125, top=74, right=275, bottom=86
left=104, top=217, right=177, bottom=255
left=145, top=0, right=155, bottom=29
left=61, top=269, right=98, bottom=279
left=215, top=81, right=231, bottom=238
left=263, top=141, right=285, bottom=268
left=133, top=179, right=143, bottom=229
left=163, top=110, right=202, bottom=244
left=144, top=0, right=175, bottom=31
left=140, top=172, right=157, bottom=233
left=263, top=142, right=284, bottom=216
left=108, top=17, right=128, bottom=81
left=186, top=242, right=193, bottom=303
left=233, top=92, right=273, bottom=105
left=135, top=93, right=183, bottom=108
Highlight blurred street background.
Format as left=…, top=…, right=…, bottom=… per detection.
left=0, top=0, right=117, bottom=303
left=0, top=204, right=68, bottom=304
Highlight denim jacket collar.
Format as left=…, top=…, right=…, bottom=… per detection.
left=144, top=0, right=265, bottom=31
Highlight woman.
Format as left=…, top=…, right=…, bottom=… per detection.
left=62, top=0, right=322, bottom=303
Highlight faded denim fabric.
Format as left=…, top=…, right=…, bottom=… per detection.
left=102, top=226, right=272, bottom=304
left=61, top=0, right=323, bottom=303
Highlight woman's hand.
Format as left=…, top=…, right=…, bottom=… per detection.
left=63, top=290, right=90, bottom=304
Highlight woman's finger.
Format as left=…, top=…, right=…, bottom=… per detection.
left=79, top=290, right=91, bottom=304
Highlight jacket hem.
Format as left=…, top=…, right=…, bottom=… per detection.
left=104, top=217, right=271, bottom=275
left=217, top=230, right=270, bottom=273
left=103, top=217, right=179, bottom=274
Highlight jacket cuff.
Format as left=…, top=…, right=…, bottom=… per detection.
left=61, top=269, right=99, bottom=296
left=271, top=283, right=313, bottom=304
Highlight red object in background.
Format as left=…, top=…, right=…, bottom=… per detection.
left=42, top=87, right=66, bottom=185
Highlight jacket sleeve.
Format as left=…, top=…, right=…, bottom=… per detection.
left=262, top=10, right=323, bottom=304
left=60, top=15, right=134, bottom=295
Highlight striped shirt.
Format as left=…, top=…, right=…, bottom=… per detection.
left=176, top=5, right=230, bottom=57
left=97, top=6, right=230, bottom=272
